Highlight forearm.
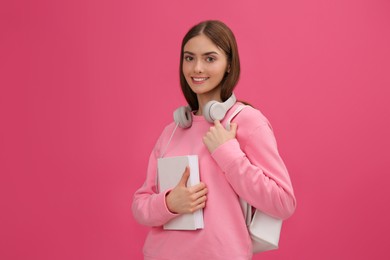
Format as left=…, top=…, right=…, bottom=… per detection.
left=212, top=136, right=296, bottom=219
left=132, top=188, right=178, bottom=227
left=132, top=147, right=178, bottom=227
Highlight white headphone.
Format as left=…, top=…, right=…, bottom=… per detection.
left=173, top=93, right=237, bottom=128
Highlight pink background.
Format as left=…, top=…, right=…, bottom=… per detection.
left=1, top=0, right=389, bottom=259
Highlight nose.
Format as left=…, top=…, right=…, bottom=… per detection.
left=194, top=59, right=203, bottom=74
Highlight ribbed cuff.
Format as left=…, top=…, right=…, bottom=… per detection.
left=154, top=189, right=179, bottom=221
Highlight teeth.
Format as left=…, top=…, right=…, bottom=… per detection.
left=193, top=77, right=208, bottom=82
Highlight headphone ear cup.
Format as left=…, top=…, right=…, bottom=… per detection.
left=204, top=101, right=228, bottom=123
left=203, top=94, right=236, bottom=123
left=210, top=103, right=228, bottom=121
left=203, top=101, right=218, bottom=123
left=173, top=106, right=192, bottom=128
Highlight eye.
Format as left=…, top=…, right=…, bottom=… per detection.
left=184, top=56, right=193, bottom=62
left=206, top=56, right=215, bottom=63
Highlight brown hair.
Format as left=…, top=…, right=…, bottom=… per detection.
left=179, top=20, right=240, bottom=110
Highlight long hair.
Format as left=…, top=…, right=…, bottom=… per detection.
left=179, top=20, right=241, bottom=110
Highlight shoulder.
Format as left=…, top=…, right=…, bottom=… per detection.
left=158, top=121, right=178, bottom=143
left=161, top=121, right=177, bottom=135
left=152, top=121, right=177, bottom=153
left=230, top=103, right=271, bottom=130
left=228, top=103, right=276, bottom=148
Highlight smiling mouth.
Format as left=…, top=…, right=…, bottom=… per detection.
left=192, top=77, right=209, bottom=83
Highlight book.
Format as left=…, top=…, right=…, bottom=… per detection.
left=157, top=155, right=204, bottom=230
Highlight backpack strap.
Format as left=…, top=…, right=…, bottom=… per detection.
left=225, top=105, right=253, bottom=225
left=225, top=105, right=247, bottom=130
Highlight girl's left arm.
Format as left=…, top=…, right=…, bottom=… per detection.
left=211, top=121, right=296, bottom=220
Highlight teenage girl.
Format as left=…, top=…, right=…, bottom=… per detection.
left=132, top=20, right=296, bottom=260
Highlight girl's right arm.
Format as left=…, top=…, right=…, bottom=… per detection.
left=132, top=148, right=179, bottom=227
left=132, top=144, right=208, bottom=227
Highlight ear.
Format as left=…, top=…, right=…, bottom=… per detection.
left=227, top=64, right=231, bottom=73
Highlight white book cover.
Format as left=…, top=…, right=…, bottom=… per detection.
left=157, top=155, right=204, bottom=230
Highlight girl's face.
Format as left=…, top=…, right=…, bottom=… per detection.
left=182, top=34, right=229, bottom=99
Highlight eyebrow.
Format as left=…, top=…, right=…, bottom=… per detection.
left=183, top=51, right=220, bottom=56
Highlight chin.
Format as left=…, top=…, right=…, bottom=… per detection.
left=189, top=87, right=211, bottom=95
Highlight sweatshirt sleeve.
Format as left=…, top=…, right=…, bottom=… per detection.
left=131, top=134, right=179, bottom=227
left=211, top=119, right=296, bottom=220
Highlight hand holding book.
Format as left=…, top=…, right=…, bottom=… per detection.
left=158, top=155, right=205, bottom=230
left=166, top=166, right=208, bottom=214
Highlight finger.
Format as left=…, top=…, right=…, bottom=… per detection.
left=230, top=123, right=238, bottom=135
left=213, top=120, right=222, bottom=127
left=190, top=182, right=207, bottom=193
left=179, top=166, right=190, bottom=187
left=191, top=187, right=208, bottom=200
left=190, top=201, right=206, bottom=213
left=196, top=187, right=208, bottom=197
left=191, top=195, right=207, bottom=207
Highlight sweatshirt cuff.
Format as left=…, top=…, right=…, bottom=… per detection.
left=211, top=139, right=245, bottom=173
left=154, top=189, right=179, bottom=221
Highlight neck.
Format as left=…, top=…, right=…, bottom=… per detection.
left=196, top=88, right=222, bottom=116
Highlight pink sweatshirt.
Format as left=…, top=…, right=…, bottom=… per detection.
left=132, top=103, right=296, bottom=260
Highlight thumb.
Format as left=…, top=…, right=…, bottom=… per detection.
left=230, top=123, right=238, bottom=136
left=179, top=166, right=190, bottom=187
left=214, top=120, right=221, bottom=126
